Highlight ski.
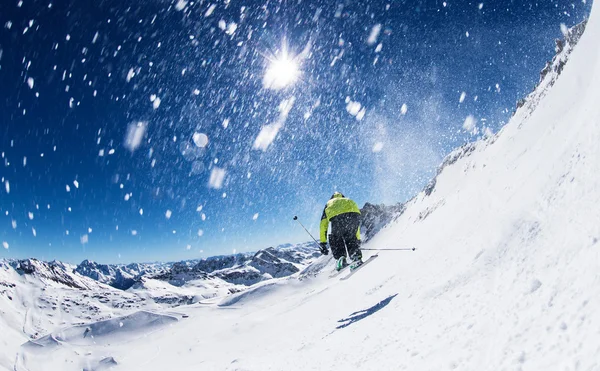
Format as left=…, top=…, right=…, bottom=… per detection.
left=328, top=264, right=350, bottom=278
left=340, top=255, right=379, bottom=281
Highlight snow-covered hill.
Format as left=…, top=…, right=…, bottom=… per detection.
left=4, top=4, right=600, bottom=370
left=0, top=242, right=321, bottom=370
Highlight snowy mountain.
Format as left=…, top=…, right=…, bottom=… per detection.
left=0, top=241, right=323, bottom=369
left=71, top=242, right=320, bottom=289
left=8, top=258, right=113, bottom=291
left=4, top=6, right=600, bottom=371
left=74, top=260, right=168, bottom=290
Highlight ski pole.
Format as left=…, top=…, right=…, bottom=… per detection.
left=361, top=248, right=416, bottom=251
left=293, top=216, right=321, bottom=247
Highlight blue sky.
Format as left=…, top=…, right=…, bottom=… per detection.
left=0, top=0, right=592, bottom=264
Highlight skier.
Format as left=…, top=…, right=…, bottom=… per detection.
left=319, top=192, right=363, bottom=271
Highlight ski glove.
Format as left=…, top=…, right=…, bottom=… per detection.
left=319, top=242, right=329, bottom=255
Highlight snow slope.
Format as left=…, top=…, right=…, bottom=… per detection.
left=9, top=3, right=600, bottom=370
left=0, top=243, right=321, bottom=370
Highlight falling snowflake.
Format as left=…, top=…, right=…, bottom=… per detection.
left=463, top=115, right=478, bottom=134
left=175, top=0, right=187, bottom=11
left=208, top=167, right=226, bottom=189
left=124, top=122, right=147, bottom=152
left=367, top=24, right=382, bottom=45
left=192, top=133, right=209, bottom=148
left=205, top=4, right=216, bottom=17
left=400, top=104, right=408, bottom=115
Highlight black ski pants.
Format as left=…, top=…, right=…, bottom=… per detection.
left=328, top=212, right=361, bottom=260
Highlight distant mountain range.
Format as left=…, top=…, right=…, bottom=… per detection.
left=4, top=202, right=405, bottom=292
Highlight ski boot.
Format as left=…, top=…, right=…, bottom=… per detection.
left=336, top=256, right=348, bottom=271
left=349, top=251, right=363, bottom=270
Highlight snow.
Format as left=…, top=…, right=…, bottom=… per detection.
left=192, top=132, right=209, bottom=147
left=226, top=22, right=238, bottom=35
left=165, top=210, right=172, bottom=219
left=253, top=98, right=295, bottom=150
left=208, top=167, right=226, bottom=189
left=26, top=77, right=34, bottom=89
left=150, top=94, right=161, bottom=109
left=367, top=24, right=382, bottom=45
left=372, top=142, right=384, bottom=152
left=4, top=180, right=9, bottom=194
left=459, top=91, right=467, bottom=103
left=126, top=68, right=135, bottom=82
left=2, top=242, right=8, bottom=249
left=462, top=114, right=477, bottom=133
left=253, top=123, right=282, bottom=150
left=204, top=4, right=216, bottom=17
left=346, top=100, right=362, bottom=116
left=3, top=4, right=600, bottom=371
left=400, top=103, right=408, bottom=115
left=174, top=0, right=187, bottom=11
left=124, top=121, right=147, bottom=152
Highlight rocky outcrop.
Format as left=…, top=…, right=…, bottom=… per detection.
left=360, top=202, right=406, bottom=241
left=517, top=20, right=588, bottom=119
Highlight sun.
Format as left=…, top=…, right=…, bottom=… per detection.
left=263, top=50, right=301, bottom=90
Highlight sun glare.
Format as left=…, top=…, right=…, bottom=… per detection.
left=263, top=52, right=300, bottom=90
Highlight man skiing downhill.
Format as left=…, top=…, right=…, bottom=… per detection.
left=319, top=192, right=363, bottom=271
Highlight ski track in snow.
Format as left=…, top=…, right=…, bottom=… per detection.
left=2, top=3, right=600, bottom=371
